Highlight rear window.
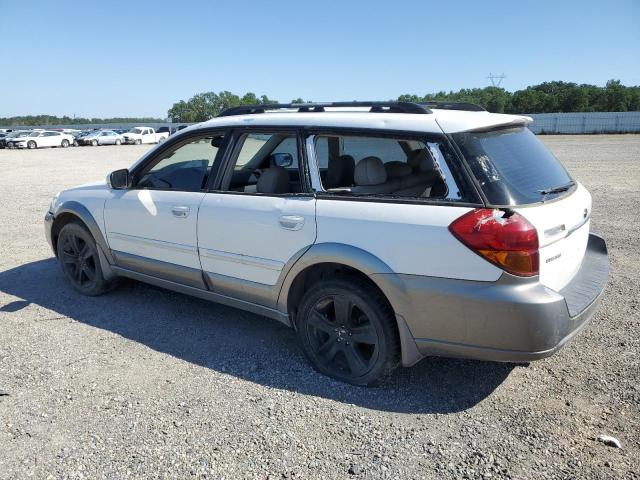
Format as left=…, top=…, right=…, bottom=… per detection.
left=453, top=127, right=573, bottom=205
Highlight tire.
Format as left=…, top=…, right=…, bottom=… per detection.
left=115, top=139, right=121, bottom=146
left=73, top=140, right=78, bottom=147
left=135, top=139, right=141, bottom=145
left=61, top=139, right=70, bottom=148
left=56, top=222, right=112, bottom=296
left=296, top=277, right=400, bottom=386
left=91, top=139, right=98, bottom=147
left=27, top=140, right=37, bottom=149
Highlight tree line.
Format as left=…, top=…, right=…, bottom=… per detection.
left=3, top=80, right=637, bottom=126
left=0, top=115, right=165, bottom=127
left=167, top=80, right=640, bottom=122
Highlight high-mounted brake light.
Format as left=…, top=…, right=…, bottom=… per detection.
left=449, top=208, right=539, bottom=277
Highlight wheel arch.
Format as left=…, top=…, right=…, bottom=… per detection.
left=52, top=201, right=114, bottom=265
left=277, top=243, right=423, bottom=367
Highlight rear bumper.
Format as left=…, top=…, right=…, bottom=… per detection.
left=377, top=234, right=609, bottom=365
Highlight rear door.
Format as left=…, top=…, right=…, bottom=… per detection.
left=104, top=131, right=227, bottom=288
left=452, top=126, right=592, bottom=291
left=197, top=129, right=316, bottom=306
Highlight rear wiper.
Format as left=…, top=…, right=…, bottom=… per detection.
left=538, top=180, right=575, bottom=196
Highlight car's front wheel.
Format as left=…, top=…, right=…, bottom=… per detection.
left=61, top=139, right=70, bottom=148
left=27, top=141, right=37, bottom=149
left=135, top=139, right=141, bottom=145
left=56, top=222, right=112, bottom=296
left=115, top=139, right=121, bottom=146
left=297, top=278, right=400, bottom=386
left=91, top=139, right=98, bottom=147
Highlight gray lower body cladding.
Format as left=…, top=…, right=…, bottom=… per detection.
left=374, top=234, right=609, bottom=363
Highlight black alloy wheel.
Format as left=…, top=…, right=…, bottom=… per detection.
left=56, top=223, right=111, bottom=296
left=297, top=279, right=399, bottom=386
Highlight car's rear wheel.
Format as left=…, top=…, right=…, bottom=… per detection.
left=27, top=141, right=36, bottom=149
left=61, top=139, right=70, bottom=148
left=56, top=222, right=112, bottom=296
left=115, top=139, right=121, bottom=145
left=297, top=278, right=400, bottom=386
left=91, top=139, right=98, bottom=146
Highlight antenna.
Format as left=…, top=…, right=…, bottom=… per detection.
left=487, top=72, right=506, bottom=87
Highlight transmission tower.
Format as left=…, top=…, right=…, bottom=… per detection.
left=487, top=73, right=506, bottom=87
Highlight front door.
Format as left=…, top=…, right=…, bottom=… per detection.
left=104, top=132, right=226, bottom=288
left=197, top=130, right=316, bottom=306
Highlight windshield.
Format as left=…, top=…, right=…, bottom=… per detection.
left=452, top=127, right=573, bottom=205
left=129, top=128, right=143, bottom=134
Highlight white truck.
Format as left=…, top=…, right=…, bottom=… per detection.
left=123, top=127, right=169, bottom=145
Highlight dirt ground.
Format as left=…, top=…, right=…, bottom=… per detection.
left=0, top=136, right=638, bottom=479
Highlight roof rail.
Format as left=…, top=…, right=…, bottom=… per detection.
left=420, top=101, right=486, bottom=112
left=217, top=101, right=432, bottom=117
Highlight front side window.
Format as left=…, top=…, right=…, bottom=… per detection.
left=312, top=133, right=464, bottom=201
left=137, top=134, right=225, bottom=191
left=453, top=127, right=573, bottom=205
left=221, top=132, right=302, bottom=194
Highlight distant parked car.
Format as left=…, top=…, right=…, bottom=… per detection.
left=123, top=127, right=169, bottom=145
left=1, top=130, right=30, bottom=148
left=7, top=130, right=73, bottom=149
left=0, top=128, right=14, bottom=134
left=77, top=130, right=124, bottom=146
left=113, top=129, right=128, bottom=135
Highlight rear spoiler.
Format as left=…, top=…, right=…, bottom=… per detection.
left=462, top=116, right=533, bottom=134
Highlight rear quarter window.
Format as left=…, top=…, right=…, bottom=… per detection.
left=453, top=127, right=573, bottom=206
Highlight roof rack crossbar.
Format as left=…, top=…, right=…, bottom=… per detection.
left=217, top=101, right=432, bottom=117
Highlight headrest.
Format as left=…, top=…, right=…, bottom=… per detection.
left=256, top=166, right=290, bottom=194
left=326, top=154, right=355, bottom=188
left=408, top=149, right=438, bottom=172
left=384, top=161, right=412, bottom=178
left=354, top=156, right=387, bottom=186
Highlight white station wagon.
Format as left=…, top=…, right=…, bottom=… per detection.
left=45, top=102, right=609, bottom=385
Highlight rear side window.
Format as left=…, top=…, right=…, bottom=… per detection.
left=312, top=133, right=467, bottom=201
left=453, top=127, right=573, bottom=205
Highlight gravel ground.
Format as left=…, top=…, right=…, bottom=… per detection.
left=0, top=136, right=638, bottom=479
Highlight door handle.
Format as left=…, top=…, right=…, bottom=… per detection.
left=172, top=206, right=190, bottom=218
left=279, top=215, right=304, bottom=231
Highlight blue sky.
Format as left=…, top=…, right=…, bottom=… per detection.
left=1, top=0, right=638, bottom=118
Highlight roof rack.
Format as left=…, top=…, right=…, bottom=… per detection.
left=420, top=101, right=486, bottom=112
left=217, top=101, right=486, bottom=117
left=217, top=101, right=431, bottom=117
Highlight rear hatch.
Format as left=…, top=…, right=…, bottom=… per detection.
left=452, top=125, right=592, bottom=291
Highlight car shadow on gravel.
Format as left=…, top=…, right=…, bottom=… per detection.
left=0, top=259, right=515, bottom=414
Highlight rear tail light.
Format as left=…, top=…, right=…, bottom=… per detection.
left=449, top=208, right=539, bottom=277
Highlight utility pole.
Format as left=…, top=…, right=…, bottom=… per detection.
left=487, top=73, right=506, bottom=87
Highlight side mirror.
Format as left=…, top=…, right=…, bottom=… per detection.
left=107, top=169, right=130, bottom=189
left=270, top=152, right=294, bottom=168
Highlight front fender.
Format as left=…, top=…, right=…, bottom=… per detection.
left=53, top=200, right=113, bottom=265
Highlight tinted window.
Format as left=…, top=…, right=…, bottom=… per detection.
left=137, top=135, right=224, bottom=191
left=453, top=127, right=573, bottom=205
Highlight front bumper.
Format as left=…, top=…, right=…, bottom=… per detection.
left=377, top=233, right=609, bottom=364
left=44, top=211, right=55, bottom=254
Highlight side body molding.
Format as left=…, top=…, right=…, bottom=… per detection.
left=53, top=200, right=115, bottom=272
left=276, top=242, right=423, bottom=367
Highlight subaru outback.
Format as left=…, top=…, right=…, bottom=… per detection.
left=45, top=102, right=609, bottom=385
